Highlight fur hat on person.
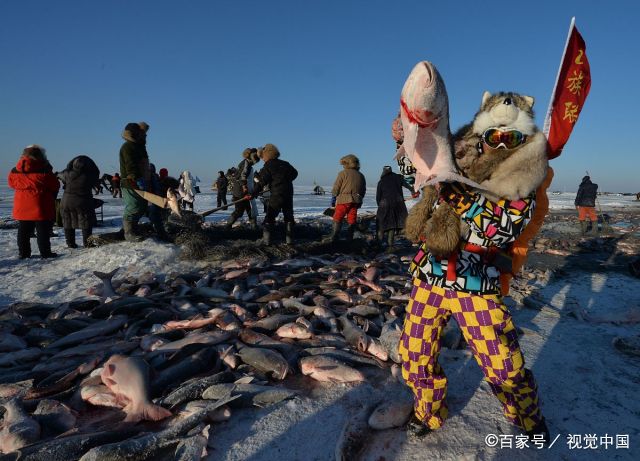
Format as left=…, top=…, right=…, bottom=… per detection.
left=122, top=122, right=144, bottom=143
left=22, top=145, right=47, bottom=160
left=340, top=154, right=360, bottom=170
left=249, top=150, right=260, bottom=164
left=242, top=147, right=256, bottom=159
left=138, top=121, right=150, bottom=133
left=159, top=168, right=168, bottom=179
left=261, top=143, right=280, bottom=161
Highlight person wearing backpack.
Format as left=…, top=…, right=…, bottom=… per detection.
left=225, top=148, right=260, bottom=230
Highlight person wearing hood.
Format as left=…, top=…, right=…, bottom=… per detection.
left=253, top=143, right=298, bottom=245
left=376, top=165, right=413, bottom=250
left=574, top=175, right=599, bottom=235
left=8, top=145, right=60, bottom=258
left=326, top=154, right=366, bottom=242
left=226, top=147, right=261, bottom=230
left=119, top=122, right=149, bottom=241
left=178, top=170, right=197, bottom=211
left=58, top=155, right=100, bottom=248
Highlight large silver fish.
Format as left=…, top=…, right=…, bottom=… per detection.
left=398, top=61, right=480, bottom=190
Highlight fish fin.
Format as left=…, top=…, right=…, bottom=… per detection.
left=124, top=402, right=171, bottom=422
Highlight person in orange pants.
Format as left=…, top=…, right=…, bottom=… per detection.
left=326, top=154, right=366, bottom=242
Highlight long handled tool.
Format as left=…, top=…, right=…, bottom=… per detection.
left=199, top=195, right=252, bottom=218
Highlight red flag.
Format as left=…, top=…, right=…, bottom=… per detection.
left=543, top=18, right=591, bottom=159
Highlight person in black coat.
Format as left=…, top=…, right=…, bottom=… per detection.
left=253, top=143, right=298, bottom=244
left=215, top=171, right=228, bottom=209
left=376, top=165, right=413, bottom=250
left=58, top=155, right=100, bottom=248
left=574, top=175, right=599, bottom=235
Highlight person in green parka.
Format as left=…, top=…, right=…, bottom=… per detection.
left=119, top=122, right=150, bottom=241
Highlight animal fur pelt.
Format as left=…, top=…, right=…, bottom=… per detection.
left=405, top=91, right=548, bottom=257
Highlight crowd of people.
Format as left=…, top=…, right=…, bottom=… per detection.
left=7, top=121, right=443, bottom=258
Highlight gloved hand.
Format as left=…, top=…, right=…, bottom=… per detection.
left=356, top=202, right=362, bottom=209
left=411, top=191, right=420, bottom=199
left=331, top=196, right=336, bottom=207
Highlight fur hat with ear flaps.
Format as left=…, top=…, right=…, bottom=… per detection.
left=261, top=143, right=280, bottom=161
left=22, top=145, right=47, bottom=161
left=340, top=154, right=360, bottom=170
left=242, top=148, right=256, bottom=159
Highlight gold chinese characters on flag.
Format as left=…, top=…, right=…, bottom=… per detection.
left=545, top=22, right=591, bottom=159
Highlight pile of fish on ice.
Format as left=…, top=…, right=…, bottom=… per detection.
left=0, top=249, right=463, bottom=460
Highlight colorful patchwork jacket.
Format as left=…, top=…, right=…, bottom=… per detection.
left=410, top=186, right=535, bottom=294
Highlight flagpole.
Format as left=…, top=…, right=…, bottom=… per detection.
left=543, top=17, right=576, bottom=137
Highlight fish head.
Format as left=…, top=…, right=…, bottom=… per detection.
left=400, top=61, right=448, bottom=128
left=399, top=61, right=456, bottom=190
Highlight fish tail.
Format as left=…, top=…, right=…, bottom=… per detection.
left=93, top=268, right=119, bottom=282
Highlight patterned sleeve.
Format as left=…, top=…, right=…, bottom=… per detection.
left=447, top=189, right=535, bottom=246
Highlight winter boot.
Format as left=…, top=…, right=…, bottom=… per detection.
left=249, top=218, right=258, bottom=231
left=123, top=220, right=144, bottom=242
left=64, top=228, right=78, bottom=249
left=376, top=228, right=385, bottom=243
left=261, top=225, right=272, bottom=245
left=589, top=221, right=599, bottom=236
left=579, top=221, right=587, bottom=236
left=225, top=215, right=237, bottom=230
left=36, top=223, right=57, bottom=258
left=405, top=415, right=432, bottom=438
left=526, top=418, right=550, bottom=446
left=285, top=222, right=294, bottom=245
left=346, top=224, right=356, bottom=242
left=324, top=221, right=342, bottom=243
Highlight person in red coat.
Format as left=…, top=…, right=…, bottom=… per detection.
left=8, top=145, right=60, bottom=259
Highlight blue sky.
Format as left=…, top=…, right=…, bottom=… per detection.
left=1, top=0, right=638, bottom=192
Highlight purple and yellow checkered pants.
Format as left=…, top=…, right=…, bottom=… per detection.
left=399, top=279, right=543, bottom=431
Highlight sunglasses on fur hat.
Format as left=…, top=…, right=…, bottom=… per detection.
left=482, top=128, right=527, bottom=150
